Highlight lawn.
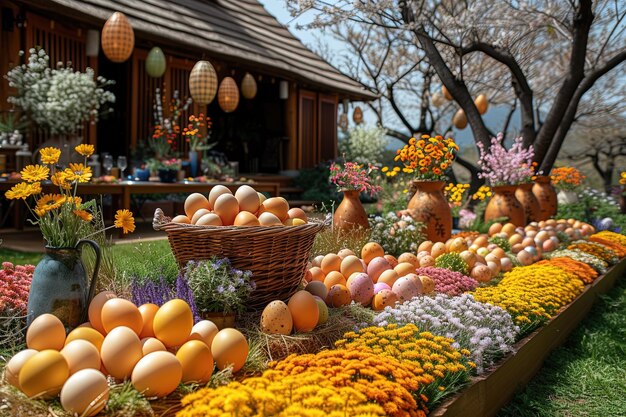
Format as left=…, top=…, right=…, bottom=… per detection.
left=499, top=274, right=626, bottom=417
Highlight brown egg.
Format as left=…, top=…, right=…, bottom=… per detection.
left=417, top=241, right=433, bottom=253
left=177, top=340, right=214, bottom=383
left=100, top=326, right=142, bottom=380
left=449, top=237, right=468, bottom=253
left=326, top=284, right=351, bottom=307
left=473, top=235, right=489, bottom=247
left=172, top=215, right=191, bottom=224
left=196, top=213, right=223, bottom=226
left=138, top=303, right=159, bottom=339
left=235, top=185, right=260, bottom=213
left=337, top=248, right=356, bottom=259
left=261, top=300, right=293, bottom=335
left=430, top=242, right=447, bottom=258
left=189, top=320, right=220, bottom=347
left=484, top=253, right=501, bottom=267
left=419, top=255, right=436, bottom=267
left=384, top=254, right=398, bottom=268
left=191, top=208, right=212, bottom=224
left=213, top=194, right=239, bottom=225
left=324, top=271, right=347, bottom=290
left=511, top=243, right=523, bottom=254
left=153, top=299, right=194, bottom=348
left=501, top=223, right=516, bottom=236
left=486, top=261, right=501, bottom=276
left=60, top=368, right=109, bottom=417
left=521, top=237, right=536, bottom=247
left=258, top=212, right=283, bottom=226
left=208, top=185, right=232, bottom=209
left=184, top=193, right=211, bottom=218
left=361, top=242, right=385, bottom=264
left=257, top=192, right=267, bottom=204
left=26, top=313, right=66, bottom=351
left=397, top=253, right=419, bottom=267
left=61, top=340, right=101, bottom=375
left=459, top=251, right=477, bottom=269
left=65, top=328, right=104, bottom=351
left=259, top=197, right=290, bottom=220
left=491, top=247, right=507, bottom=259
left=394, top=262, right=416, bottom=277
left=131, top=351, right=182, bottom=398
left=140, top=337, right=166, bottom=356
left=88, top=291, right=117, bottom=335
left=377, top=269, right=400, bottom=288
left=305, top=281, right=328, bottom=300
left=340, top=255, right=365, bottom=277
left=488, top=222, right=503, bottom=236
left=288, top=208, right=308, bottom=222
left=288, top=291, right=319, bottom=332
left=211, top=329, right=249, bottom=372
left=509, top=234, right=523, bottom=246
left=471, top=265, right=492, bottom=282
left=372, top=289, right=398, bottom=311
left=309, top=266, right=326, bottom=282
left=311, top=255, right=325, bottom=267
left=101, top=298, right=143, bottom=335
left=234, top=211, right=261, bottom=226
left=367, top=257, right=392, bottom=282
left=321, top=253, right=342, bottom=274
left=5, top=349, right=38, bottom=388
left=19, top=350, right=69, bottom=398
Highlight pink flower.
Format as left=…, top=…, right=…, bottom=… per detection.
left=477, top=134, right=535, bottom=186
left=329, top=161, right=381, bottom=197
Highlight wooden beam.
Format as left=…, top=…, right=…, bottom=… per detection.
left=285, top=83, right=298, bottom=170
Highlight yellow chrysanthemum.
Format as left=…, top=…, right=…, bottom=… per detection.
left=73, top=209, right=93, bottom=222
left=35, top=194, right=65, bottom=213
left=114, top=209, right=135, bottom=234
left=51, top=171, right=72, bottom=190
left=39, top=147, right=61, bottom=165
left=5, top=182, right=41, bottom=200
left=20, top=165, right=49, bottom=183
left=75, top=144, right=95, bottom=157
left=64, top=163, right=92, bottom=183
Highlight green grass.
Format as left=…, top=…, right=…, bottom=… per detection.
left=0, top=248, right=43, bottom=265
left=499, top=275, right=626, bottom=417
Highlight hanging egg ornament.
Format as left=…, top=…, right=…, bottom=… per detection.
left=352, top=106, right=363, bottom=124
left=442, top=85, right=453, bottom=100
left=101, top=12, right=135, bottom=63
left=338, top=113, right=349, bottom=132
left=189, top=61, right=218, bottom=105
left=431, top=92, right=445, bottom=107
left=241, top=72, right=257, bottom=99
left=218, top=77, right=240, bottom=113
left=453, top=108, right=468, bottom=129
left=475, top=94, right=489, bottom=115
left=145, top=47, right=166, bottom=78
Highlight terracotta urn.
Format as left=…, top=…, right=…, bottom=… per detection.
left=485, top=185, right=526, bottom=226
left=515, top=183, right=541, bottom=224
left=532, top=175, right=557, bottom=220
left=333, top=190, right=369, bottom=233
left=407, top=180, right=451, bottom=242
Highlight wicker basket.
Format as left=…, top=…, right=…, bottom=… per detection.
left=153, top=209, right=325, bottom=310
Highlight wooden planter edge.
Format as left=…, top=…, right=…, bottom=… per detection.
left=431, top=257, right=626, bottom=417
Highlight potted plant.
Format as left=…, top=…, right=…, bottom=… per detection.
left=477, top=134, right=534, bottom=227
left=4, top=144, right=135, bottom=329
left=182, top=114, right=216, bottom=177
left=394, top=135, right=458, bottom=242
left=156, top=158, right=182, bottom=183
left=184, top=258, right=255, bottom=329
left=329, top=160, right=381, bottom=233
left=551, top=166, right=586, bottom=205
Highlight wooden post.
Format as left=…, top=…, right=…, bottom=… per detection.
left=285, top=83, right=298, bottom=169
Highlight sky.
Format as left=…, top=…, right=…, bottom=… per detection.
left=257, top=1, right=518, bottom=149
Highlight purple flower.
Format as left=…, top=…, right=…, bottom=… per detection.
left=216, top=285, right=225, bottom=294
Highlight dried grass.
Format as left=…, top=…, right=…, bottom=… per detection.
left=310, top=227, right=371, bottom=258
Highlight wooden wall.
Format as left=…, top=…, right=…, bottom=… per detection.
left=295, top=89, right=337, bottom=169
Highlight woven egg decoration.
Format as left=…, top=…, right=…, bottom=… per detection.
left=189, top=61, right=218, bottom=105
left=453, top=108, right=468, bottom=129
left=101, top=12, right=134, bottom=63
left=218, top=77, right=240, bottom=113
left=353, top=106, right=363, bottom=124
left=241, top=73, right=257, bottom=99
left=146, top=47, right=166, bottom=78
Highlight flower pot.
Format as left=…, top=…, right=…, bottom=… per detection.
left=485, top=185, right=526, bottom=227
left=134, top=168, right=150, bottom=181
left=189, top=151, right=201, bottom=177
left=407, top=180, right=452, bottom=242
left=515, top=183, right=541, bottom=224
left=202, top=312, right=236, bottom=330
left=157, top=168, right=178, bottom=183
left=333, top=190, right=370, bottom=233
left=452, top=216, right=460, bottom=230
left=557, top=190, right=579, bottom=205
left=532, top=175, right=557, bottom=220
left=27, top=240, right=101, bottom=330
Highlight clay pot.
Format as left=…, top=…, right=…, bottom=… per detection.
left=407, top=181, right=451, bottom=242
left=333, top=190, right=369, bottom=233
left=532, top=175, right=557, bottom=220
left=515, top=183, right=541, bottom=223
left=485, top=185, right=526, bottom=227
left=557, top=190, right=579, bottom=205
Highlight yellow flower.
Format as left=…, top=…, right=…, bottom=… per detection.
left=64, top=163, right=92, bottom=183
left=114, top=209, right=135, bottom=234
left=75, top=144, right=95, bottom=157
left=20, top=164, right=50, bottom=182
left=51, top=171, right=72, bottom=190
left=39, top=147, right=61, bottom=165
left=35, top=194, right=65, bottom=213
left=5, top=182, right=40, bottom=200
left=381, top=166, right=389, bottom=173
left=73, top=209, right=93, bottom=222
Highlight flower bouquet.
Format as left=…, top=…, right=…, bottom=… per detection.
left=551, top=166, right=586, bottom=205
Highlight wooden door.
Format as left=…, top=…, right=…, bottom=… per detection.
left=298, top=90, right=317, bottom=168
left=318, top=94, right=338, bottom=161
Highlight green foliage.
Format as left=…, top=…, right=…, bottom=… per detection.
left=294, top=163, right=340, bottom=205
left=434, top=252, right=470, bottom=275
left=0, top=112, right=28, bottom=133
left=338, top=125, right=388, bottom=165
left=105, top=381, right=152, bottom=417
left=112, top=240, right=178, bottom=285
left=489, top=236, right=511, bottom=252
left=369, top=212, right=425, bottom=256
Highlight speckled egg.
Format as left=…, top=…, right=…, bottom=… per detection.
left=430, top=242, right=447, bottom=258
left=392, top=276, right=422, bottom=303
left=394, top=262, right=416, bottom=277
left=337, top=248, right=356, bottom=259
left=261, top=300, right=293, bottom=335
left=361, top=242, right=385, bottom=264
left=346, top=273, right=374, bottom=306
left=373, top=282, right=391, bottom=294
left=384, top=255, right=398, bottom=268
left=419, top=275, right=436, bottom=293
left=326, top=284, right=351, bottom=307
left=367, top=257, right=392, bottom=282
left=397, top=253, right=419, bottom=267
left=419, top=255, right=436, bottom=268
left=417, top=241, right=433, bottom=253
left=288, top=291, right=319, bottom=332
left=470, top=264, right=492, bottom=282
left=372, top=289, right=398, bottom=311
left=377, top=269, right=400, bottom=288
left=324, top=271, right=347, bottom=290
left=340, top=255, right=365, bottom=277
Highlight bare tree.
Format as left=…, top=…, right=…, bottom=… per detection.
left=286, top=0, right=626, bottom=174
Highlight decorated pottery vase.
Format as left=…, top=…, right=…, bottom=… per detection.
left=485, top=185, right=526, bottom=226
left=515, top=183, right=541, bottom=224
left=333, top=190, right=370, bottom=233
left=532, top=175, right=557, bottom=220
left=407, top=180, right=451, bottom=242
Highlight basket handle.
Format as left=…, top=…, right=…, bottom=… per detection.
left=153, top=208, right=172, bottom=231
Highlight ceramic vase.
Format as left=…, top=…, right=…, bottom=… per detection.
left=333, top=190, right=369, bottom=233
left=515, top=183, right=541, bottom=224
left=485, top=185, right=526, bottom=227
left=532, top=175, right=557, bottom=220
left=407, top=180, right=452, bottom=242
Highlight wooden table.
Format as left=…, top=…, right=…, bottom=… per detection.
left=0, top=180, right=281, bottom=230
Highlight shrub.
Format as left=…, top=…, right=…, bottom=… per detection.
left=338, top=125, right=388, bottom=166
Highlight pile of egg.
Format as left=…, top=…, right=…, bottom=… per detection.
left=172, top=185, right=308, bottom=227
left=4, top=292, right=249, bottom=416
left=260, top=290, right=328, bottom=335
left=299, top=242, right=436, bottom=316
left=485, top=219, right=595, bottom=266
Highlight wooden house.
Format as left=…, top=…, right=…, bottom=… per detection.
left=0, top=0, right=375, bottom=173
